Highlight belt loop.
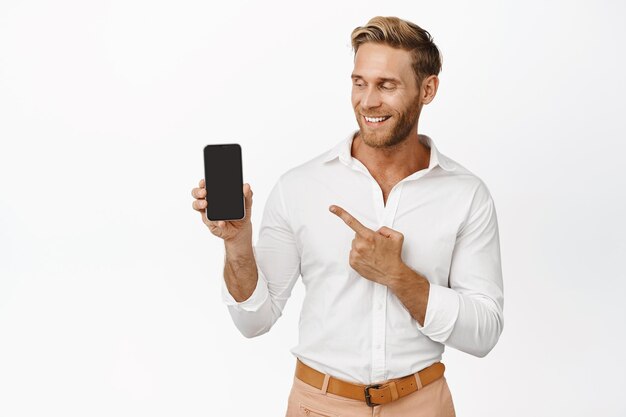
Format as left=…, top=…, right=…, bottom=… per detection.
left=389, top=381, right=399, bottom=401
left=321, top=374, right=330, bottom=395
left=414, top=371, right=423, bottom=390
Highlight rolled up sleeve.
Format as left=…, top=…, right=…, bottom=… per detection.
left=221, top=246, right=270, bottom=312
left=221, top=178, right=301, bottom=338
left=417, top=182, right=504, bottom=357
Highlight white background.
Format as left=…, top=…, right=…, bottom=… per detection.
left=1, top=0, right=625, bottom=416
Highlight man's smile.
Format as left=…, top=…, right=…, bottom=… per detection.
left=363, top=115, right=392, bottom=126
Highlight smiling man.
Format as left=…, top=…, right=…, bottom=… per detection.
left=191, top=16, right=503, bottom=416
left=352, top=43, right=423, bottom=151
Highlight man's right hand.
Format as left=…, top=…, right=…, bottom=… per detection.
left=191, top=178, right=254, bottom=244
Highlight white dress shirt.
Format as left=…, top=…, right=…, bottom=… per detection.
left=222, top=131, right=504, bottom=384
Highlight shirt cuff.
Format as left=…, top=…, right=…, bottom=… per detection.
left=416, top=283, right=460, bottom=343
left=221, top=267, right=269, bottom=312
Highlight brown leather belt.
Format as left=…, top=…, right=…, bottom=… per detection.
left=295, top=359, right=445, bottom=407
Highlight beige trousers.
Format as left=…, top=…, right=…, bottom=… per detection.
left=285, top=374, right=456, bottom=417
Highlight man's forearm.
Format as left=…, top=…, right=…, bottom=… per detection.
left=223, top=238, right=258, bottom=302
left=388, top=263, right=430, bottom=327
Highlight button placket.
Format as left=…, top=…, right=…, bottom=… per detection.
left=345, top=154, right=408, bottom=383
left=370, top=181, right=404, bottom=382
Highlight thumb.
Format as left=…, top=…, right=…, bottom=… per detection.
left=243, top=183, right=253, bottom=212
left=377, top=226, right=403, bottom=241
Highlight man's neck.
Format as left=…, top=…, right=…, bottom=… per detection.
left=351, top=131, right=431, bottom=182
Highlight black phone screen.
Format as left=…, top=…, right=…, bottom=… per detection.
left=203, top=143, right=245, bottom=221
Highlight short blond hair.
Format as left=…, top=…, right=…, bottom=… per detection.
left=351, top=16, right=442, bottom=86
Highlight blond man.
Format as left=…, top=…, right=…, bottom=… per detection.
left=192, top=16, right=504, bottom=416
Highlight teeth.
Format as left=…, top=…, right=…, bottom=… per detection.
left=365, top=116, right=388, bottom=123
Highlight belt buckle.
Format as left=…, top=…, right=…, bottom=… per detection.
left=364, top=384, right=381, bottom=407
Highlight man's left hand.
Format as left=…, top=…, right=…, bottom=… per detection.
left=329, top=204, right=406, bottom=286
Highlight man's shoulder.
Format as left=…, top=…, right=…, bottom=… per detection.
left=275, top=143, right=339, bottom=185
left=433, top=153, right=496, bottom=205
left=430, top=150, right=474, bottom=179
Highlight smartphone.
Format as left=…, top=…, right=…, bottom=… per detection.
left=203, top=143, right=245, bottom=221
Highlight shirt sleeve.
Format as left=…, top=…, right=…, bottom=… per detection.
left=221, top=177, right=301, bottom=338
left=417, top=181, right=504, bottom=357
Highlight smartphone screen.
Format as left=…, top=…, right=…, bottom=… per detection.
left=203, top=143, right=245, bottom=221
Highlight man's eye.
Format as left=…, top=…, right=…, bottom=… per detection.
left=381, top=84, right=395, bottom=90
left=354, top=81, right=365, bottom=87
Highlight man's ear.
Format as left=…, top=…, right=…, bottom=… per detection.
left=421, top=75, right=439, bottom=105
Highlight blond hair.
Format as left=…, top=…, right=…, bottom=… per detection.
left=351, top=16, right=442, bottom=86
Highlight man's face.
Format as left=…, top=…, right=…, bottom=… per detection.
left=351, top=42, right=422, bottom=149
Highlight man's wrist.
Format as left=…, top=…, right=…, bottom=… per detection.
left=387, top=262, right=430, bottom=326
left=224, top=235, right=254, bottom=260
left=391, top=265, right=430, bottom=295
left=387, top=261, right=413, bottom=290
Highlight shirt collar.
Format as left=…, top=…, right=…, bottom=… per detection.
left=322, top=130, right=456, bottom=172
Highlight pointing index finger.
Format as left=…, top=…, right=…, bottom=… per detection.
left=329, top=205, right=373, bottom=236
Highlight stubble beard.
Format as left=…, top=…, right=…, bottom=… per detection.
left=356, top=95, right=422, bottom=149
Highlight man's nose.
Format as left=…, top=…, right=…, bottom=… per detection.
left=361, top=87, right=382, bottom=109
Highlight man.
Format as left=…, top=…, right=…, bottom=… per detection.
left=191, top=16, right=503, bottom=416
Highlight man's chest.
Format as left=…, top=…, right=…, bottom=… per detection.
left=286, top=176, right=468, bottom=286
